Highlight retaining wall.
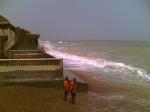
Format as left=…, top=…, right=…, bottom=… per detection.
left=9, top=50, right=53, bottom=59
left=0, top=58, right=63, bottom=80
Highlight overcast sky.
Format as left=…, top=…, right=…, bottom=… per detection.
left=0, top=0, right=150, bottom=41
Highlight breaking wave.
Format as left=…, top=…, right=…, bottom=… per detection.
left=40, top=41, right=150, bottom=82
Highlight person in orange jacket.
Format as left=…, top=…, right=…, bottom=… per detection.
left=63, top=76, right=69, bottom=101
left=70, top=78, right=77, bottom=104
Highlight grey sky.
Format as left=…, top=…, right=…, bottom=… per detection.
left=0, top=0, right=150, bottom=41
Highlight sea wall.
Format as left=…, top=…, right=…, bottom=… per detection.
left=9, top=50, right=54, bottom=59
left=0, top=58, right=63, bottom=80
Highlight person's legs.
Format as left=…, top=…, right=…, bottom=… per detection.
left=64, top=90, right=68, bottom=100
left=71, top=93, right=76, bottom=104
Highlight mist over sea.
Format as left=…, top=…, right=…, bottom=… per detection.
left=41, top=40, right=150, bottom=111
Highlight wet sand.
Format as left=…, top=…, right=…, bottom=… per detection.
left=0, top=86, right=80, bottom=112
left=0, top=70, right=150, bottom=112
left=71, top=70, right=150, bottom=112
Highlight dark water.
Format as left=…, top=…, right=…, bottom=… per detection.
left=41, top=40, right=150, bottom=112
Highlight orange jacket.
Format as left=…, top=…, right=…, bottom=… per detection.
left=64, top=80, right=69, bottom=90
left=70, top=82, right=77, bottom=92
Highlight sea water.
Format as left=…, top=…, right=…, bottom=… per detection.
left=41, top=40, right=150, bottom=111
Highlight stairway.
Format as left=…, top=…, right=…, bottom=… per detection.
left=3, top=28, right=16, bottom=57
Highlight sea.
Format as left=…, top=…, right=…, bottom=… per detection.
left=40, top=40, right=150, bottom=112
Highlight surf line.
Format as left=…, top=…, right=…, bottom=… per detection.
left=40, top=41, right=150, bottom=81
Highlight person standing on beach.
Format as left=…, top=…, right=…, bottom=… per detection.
left=63, top=76, right=69, bottom=101
left=70, top=78, right=77, bottom=104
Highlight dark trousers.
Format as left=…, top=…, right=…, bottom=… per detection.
left=71, top=92, right=76, bottom=104
left=64, top=90, right=68, bottom=100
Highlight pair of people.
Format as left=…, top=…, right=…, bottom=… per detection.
left=63, top=76, right=77, bottom=104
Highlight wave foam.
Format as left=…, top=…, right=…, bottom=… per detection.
left=40, top=41, right=150, bottom=81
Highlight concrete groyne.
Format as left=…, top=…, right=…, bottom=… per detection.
left=0, top=15, right=88, bottom=91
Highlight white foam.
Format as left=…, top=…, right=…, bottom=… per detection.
left=40, top=41, right=150, bottom=81
left=58, top=41, right=63, bottom=44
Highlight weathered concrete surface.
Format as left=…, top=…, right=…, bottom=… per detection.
left=0, top=69, right=88, bottom=92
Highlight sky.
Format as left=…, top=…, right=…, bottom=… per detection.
left=0, top=0, right=150, bottom=41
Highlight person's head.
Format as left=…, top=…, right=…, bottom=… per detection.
left=65, top=76, right=68, bottom=81
left=73, top=78, right=76, bottom=82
